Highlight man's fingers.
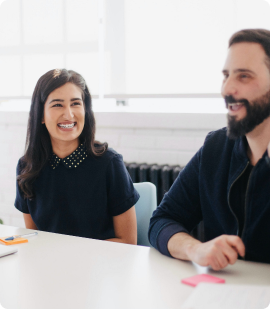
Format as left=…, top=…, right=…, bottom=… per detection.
left=226, top=236, right=245, bottom=257
left=216, top=252, right=229, bottom=269
left=223, top=246, right=238, bottom=265
left=194, top=235, right=245, bottom=270
left=208, top=250, right=229, bottom=270
left=210, top=258, right=221, bottom=271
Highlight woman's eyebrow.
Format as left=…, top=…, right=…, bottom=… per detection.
left=49, top=98, right=82, bottom=104
left=49, top=99, right=64, bottom=104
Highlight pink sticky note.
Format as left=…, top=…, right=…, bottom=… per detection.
left=181, top=274, right=225, bottom=287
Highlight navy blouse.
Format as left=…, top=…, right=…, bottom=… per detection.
left=15, top=144, right=139, bottom=240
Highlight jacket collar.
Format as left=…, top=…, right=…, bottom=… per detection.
left=227, top=135, right=270, bottom=197
left=227, top=136, right=250, bottom=198
left=234, top=135, right=269, bottom=162
left=49, top=143, right=88, bottom=170
left=234, top=135, right=249, bottom=161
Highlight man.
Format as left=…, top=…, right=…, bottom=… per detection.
left=148, top=29, right=270, bottom=270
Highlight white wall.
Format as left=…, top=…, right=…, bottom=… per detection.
left=0, top=111, right=227, bottom=228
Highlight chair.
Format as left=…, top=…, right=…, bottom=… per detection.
left=134, top=182, right=157, bottom=247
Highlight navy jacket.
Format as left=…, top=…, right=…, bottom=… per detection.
left=148, top=128, right=270, bottom=264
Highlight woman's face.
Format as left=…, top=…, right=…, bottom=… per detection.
left=43, top=82, right=85, bottom=146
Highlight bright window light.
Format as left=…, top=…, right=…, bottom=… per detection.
left=0, top=0, right=270, bottom=113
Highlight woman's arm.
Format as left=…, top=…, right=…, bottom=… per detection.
left=23, top=213, right=38, bottom=230
left=106, top=206, right=137, bottom=245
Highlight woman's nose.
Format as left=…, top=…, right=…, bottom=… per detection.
left=63, top=106, right=74, bottom=119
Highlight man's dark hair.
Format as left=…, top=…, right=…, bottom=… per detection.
left=229, top=29, right=270, bottom=71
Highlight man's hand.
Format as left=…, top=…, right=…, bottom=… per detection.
left=187, top=235, right=245, bottom=270
left=168, top=233, right=245, bottom=271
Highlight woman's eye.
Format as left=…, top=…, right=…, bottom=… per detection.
left=72, top=102, right=81, bottom=106
left=52, top=104, right=62, bottom=107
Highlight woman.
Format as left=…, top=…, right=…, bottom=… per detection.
left=15, top=69, right=139, bottom=244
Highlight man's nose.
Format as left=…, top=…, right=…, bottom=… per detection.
left=221, top=76, right=237, bottom=97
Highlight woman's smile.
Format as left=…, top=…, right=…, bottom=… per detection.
left=57, top=121, right=77, bottom=131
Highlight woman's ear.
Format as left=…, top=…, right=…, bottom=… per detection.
left=266, top=141, right=270, bottom=167
left=41, top=111, right=45, bottom=124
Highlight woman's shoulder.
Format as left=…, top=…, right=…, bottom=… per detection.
left=17, top=156, right=26, bottom=173
left=97, top=147, right=123, bottom=161
left=88, top=148, right=125, bottom=171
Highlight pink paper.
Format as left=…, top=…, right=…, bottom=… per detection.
left=181, top=274, right=225, bottom=287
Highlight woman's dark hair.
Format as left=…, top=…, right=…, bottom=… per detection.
left=229, top=29, right=270, bottom=71
left=18, top=69, right=108, bottom=199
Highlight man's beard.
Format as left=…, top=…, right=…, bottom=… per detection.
left=225, top=90, right=270, bottom=140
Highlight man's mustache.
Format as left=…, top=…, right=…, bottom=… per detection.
left=224, top=95, right=250, bottom=108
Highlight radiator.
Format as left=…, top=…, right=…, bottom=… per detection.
left=125, top=162, right=205, bottom=242
left=125, top=162, right=184, bottom=204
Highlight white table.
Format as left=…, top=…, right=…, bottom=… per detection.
left=0, top=225, right=269, bottom=309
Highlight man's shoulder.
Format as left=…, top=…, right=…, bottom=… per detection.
left=205, top=127, right=228, bottom=142
left=201, top=127, right=237, bottom=159
left=204, top=127, right=235, bottom=147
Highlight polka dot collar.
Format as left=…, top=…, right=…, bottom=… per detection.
left=49, top=144, right=88, bottom=170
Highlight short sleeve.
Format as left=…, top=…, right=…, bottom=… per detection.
left=14, top=159, right=30, bottom=214
left=106, top=154, right=140, bottom=216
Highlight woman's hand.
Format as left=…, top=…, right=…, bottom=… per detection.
left=106, top=206, right=137, bottom=245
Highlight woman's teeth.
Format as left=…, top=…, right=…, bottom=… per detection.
left=58, top=123, right=76, bottom=128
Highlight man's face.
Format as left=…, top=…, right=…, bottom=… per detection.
left=221, top=42, right=270, bottom=139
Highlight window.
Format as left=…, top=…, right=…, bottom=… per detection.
left=0, top=0, right=99, bottom=96
left=0, top=0, right=269, bottom=103
left=103, top=0, right=270, bottom=96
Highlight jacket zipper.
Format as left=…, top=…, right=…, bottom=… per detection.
left=241, top=166, right=255, bottom=260
left=227, top=161, right=249, bottom=237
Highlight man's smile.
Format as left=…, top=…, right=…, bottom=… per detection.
left=227, top=102, right=245, bottom=112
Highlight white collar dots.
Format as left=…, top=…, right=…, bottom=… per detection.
left=49, top=144, right=88, bottom=169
